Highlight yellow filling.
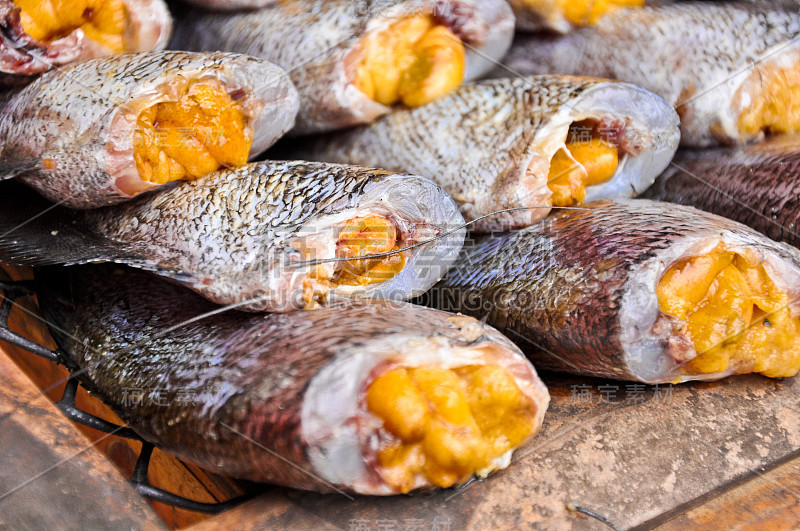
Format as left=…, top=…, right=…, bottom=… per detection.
left=16, top=0, right=127, bottom=51
left=354, top=14, right=465, bottom=108
left=366, top=364, right=535, bottom=492
left=548, top=125, right=619, bottom=207
left=133, top=79, right=252, bottom=185
left=333, top=215, right=406, bottom=286
left=656, top=244, right=800, bottom=378
left=737, top=62, right=800, bottom=139
left=558, top=0, right=644, bottom=26
left=301, top=215, right=407, bottom=308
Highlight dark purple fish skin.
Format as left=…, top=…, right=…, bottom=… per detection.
left=36, top=264, right=548, bottom=494
left=431, top=199, right=800, bottom=383
left=0, top=0, right=172, bottom=80
left=643, top=135, right=800, bottom=247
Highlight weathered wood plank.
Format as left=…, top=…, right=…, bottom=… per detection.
left=4, top=263, right=800, bottom=529
left=0, top=265, right=247, bottom=529
left=206, top=374, right=800, bottom=530
left=653, top=453, right=800, bottom=530
left=0, top=348, right=165, bottom=530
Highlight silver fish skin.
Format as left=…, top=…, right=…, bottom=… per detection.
left=170, top=0, right=515, bottom=134
left=432, top=199, right=800, bottom=383
left=0, top=0, right=172, bottom=79
left=0, top=161, right=465, bottom=312
left=0, top=51, right=299, bottom=208
left=502, top=1, right=800, bottom=147
left=37, top=264, right=549, bottom=494
left=295, top=75, right=680, bottom=232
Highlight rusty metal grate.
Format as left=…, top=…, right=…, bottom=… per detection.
left=0, top=278, right=255, bottom=514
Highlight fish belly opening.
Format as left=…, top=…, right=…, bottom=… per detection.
left=656, top=244, right=800, bottom=378
left=365, top=364, right=536, bottom=493
left=133, top=79, right=252, bottom=185
left=548, top=121, right=620, bottom=207
left=16, top=0, right=127, bottom=51
left=302, top=215, right=407, bottom=309
left=353, top=14, right=465, bottom=108
left=527, top=0, right=644, bottom=26
left=736, top=60, right=800, bottom=140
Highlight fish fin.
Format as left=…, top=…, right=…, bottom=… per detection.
left=0, top=165, right=34, bottom=181
left=0, top=181, right=133, bottom=266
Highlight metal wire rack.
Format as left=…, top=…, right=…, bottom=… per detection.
left=0, top=278, right=257, bottom=514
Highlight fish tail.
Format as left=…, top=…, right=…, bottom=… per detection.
left=0, top=181, right=126, bottom=266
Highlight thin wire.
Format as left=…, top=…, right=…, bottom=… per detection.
left=287, top=205, right=595, bottom=269
left=567, top=503, right=621, bottom=531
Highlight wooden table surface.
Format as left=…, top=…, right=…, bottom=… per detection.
left=1, top=267, right=799, bottom=530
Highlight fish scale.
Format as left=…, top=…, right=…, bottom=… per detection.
left=170, top=0, right=514, bottom=134
left=0, top=51, right=299, bottom=208
left=503, top=1, right=800, bottom=146
left=644, top=136, right=800, bottom=247
left=35, top=263, right=548, bottom=493
left=432, top=199, right=800, bottom=383
left=0, top=160, right=465, bottom=311
left=0, top=0, right=171, bottom=80
left=295, top=75, right=680, bottom=231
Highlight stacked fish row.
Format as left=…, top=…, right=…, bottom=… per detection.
left=0, top=0, right=798, bottom=497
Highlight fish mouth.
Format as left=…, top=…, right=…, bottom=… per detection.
left=291, top=212, right=426, bottom=310
left=107, top=67, right=279, bottom=197
left=724, top=43, right=800, bottom=144
left=14, top=0, right=169, bottom=54
left=131, top=77, right=254, bottom=186
left=301, top=313, right=548, bottom=495
left=348, top=0, right=513, bottom=110
left=281, top=174, right=464, bottom=311
left=351, top=12, right=466, bottom=109
left=290, top=212, right=448, bottom=310
left=623, top=236, right=800, bottom=383
left=532, top=81, right=681, bottom=210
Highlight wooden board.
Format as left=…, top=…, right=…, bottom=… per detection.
left=0, top=345, right=165, bottom=530
left=2, top=263, right=800, bottom=529
left=0, top=265, right=246, bottom=529
left=187, top=374, right=800, bottom=530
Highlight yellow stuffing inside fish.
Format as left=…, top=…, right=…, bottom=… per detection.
left=16, top=0, right=127, bottom=51
left=559, top=0, right=644, bottom=26
left=736, top=60, right=800, bottom=140
left=548, top=125, right=619, bottom=207
left=657, top=244, right=800, bottom=378
left=301, top=215, right=407, bottom=309
left=366, top=364, right=535, bottom=492
left=354, top=14, right=465, bottom=108
left=333, top=215, right=406, bottom=286
left=133, top=79, right=252, bottom=185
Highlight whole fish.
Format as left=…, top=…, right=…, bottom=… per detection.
left=432, top=199, right=800, bottom=383
left=170, top=0, right=514, bottom=134
left=0, top=161, right=465, bottom=312
left=35, top=264, right=550, bottom=495
left=508, top=0, right=643, bottom=33
left=502, top=1, right=800, bottom=147
left=0, top=51, right=299, bottom=208
left=643, top=135, right=800, bottom=247
left=0, top=0, right=171, bottom=81
left=294, top=75, right=680, bottom=232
